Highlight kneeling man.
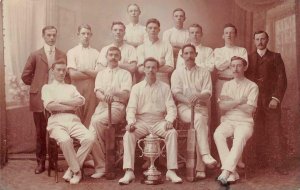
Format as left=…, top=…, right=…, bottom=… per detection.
left=41, top=59, right=95, bottom=184
left=119, top=57, right=182, bottom=185
left=214, top=56, right=258, bottom=184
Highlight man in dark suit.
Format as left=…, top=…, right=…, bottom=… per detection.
left=21, top=26, right=67, bottom=174
left=246, top=30, right=288, bottom=175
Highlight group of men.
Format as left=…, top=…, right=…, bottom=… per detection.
left=21, top=3, right=288, bottom=186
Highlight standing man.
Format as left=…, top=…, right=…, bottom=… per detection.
left=137, top=18, right=174, bottom=84
left=171, top=44, right=217, bottom=180
left=21, top=26, right=66, bottom=174
left=214, top=56, right=258, bottom=184
left=119, top=57, right=182, bottom=185
left=67, top=24, right=100, bottom=127
left=246, top=31, right=288, bottom=175
left=89, top=47, right=132, bottom=178
left=124, top=3, right=147, bottom=48
left=163, top=8, right=189, bottom=64
left=97, top=21, right=137, bottom=75
left=41, top=59, right=94, bottom=184
left=176, top=24, right=214, bottom=72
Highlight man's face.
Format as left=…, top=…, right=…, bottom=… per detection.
left=43, top=29, right=57, bottom=46
left=52, top=64, right=67, bottom=82
left=144, top=61, right=158, bottom=79
left=173, top=10, right=185, bottom=26
left=230, top=59, right=246, bottom=78
left=127, top=5, right=140, bottom=18
left=78, top=27, right=92, bottom=46
left=222, top=27, right=236, bottom=44
left=181, top=46, right=197, bottom=67
left=189, top=27, right=202, bottom=44
left=254, top=32, right=269, bottom=50
left=112, top=24, right=125, bottom=42
left=106, top=49, right=121, bottom=68
left=146, top=22, right=160, bottom=40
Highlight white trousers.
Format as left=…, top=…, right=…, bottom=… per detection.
left=123, top=115, right=178, bottom=170
left=178, top=104, right=210, bottom=171
left=89, top=104, right=125, bottom=172
left=47, top=113, right=94, bottom=173
left=214, top=120, right=253, bottom=172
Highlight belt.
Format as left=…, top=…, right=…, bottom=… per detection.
left=51, top=110, right=76, bottom=115
left=218, top=76, right=234, bottom=81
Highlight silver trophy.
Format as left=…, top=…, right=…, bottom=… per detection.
left=138, top=133, right=166, bottom=185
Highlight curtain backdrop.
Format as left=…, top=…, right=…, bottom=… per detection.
left=235, top=0, right=284, bottom=12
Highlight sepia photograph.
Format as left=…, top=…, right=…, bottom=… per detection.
left=0, top=0, right=299, bottom=189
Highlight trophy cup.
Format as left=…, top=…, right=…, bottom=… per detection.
left=137, top=133, right=166, bottom=185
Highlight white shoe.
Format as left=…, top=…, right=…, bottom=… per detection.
left=227, top=171, right=240, bottom=183
left=62, top=168, right=73, bottom=182
left=84, top=160, right=95, bottom=168
left=166, top=170, right=183, bottom=184
left=91, top=168, right=105, bottom=179
left=217, top=170, right=230, bottom=185
left=118, top=170, right=135, bottom=185
left=195, top=171, right=206, bottom=180
left=202, top=154, right=217, bottom=168
left=69, top=171, right=82, bottom=185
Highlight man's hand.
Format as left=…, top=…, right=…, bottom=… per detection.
left=160, top=57, right=166, bottom=66
left=104, top=94, right=114, bottom=103
left=164, top=121, right=173, bottom=131
left=125, top=123, right=136, bottom=132
left=269, top=99, right=279, bottom=109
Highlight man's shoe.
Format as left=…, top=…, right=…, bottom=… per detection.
left=195, top=171, right=206, bottom=180
left=62, top=168, right=73, bottom=182
left=35, top=163, right=45, bottom=174
left=166, top=170, right=183, bottom=184
left=91, top=172, right=105, bottom=179
left=275, top=167, right=289, bottom=175
left=202, top=154, right=217, bottom=168
left=69, top=171, right=82, bottom=185
left=227, top=171, right=239, bottom=183
left=118, top=170, right=135, bottom=185
left=217, top=170, right=230, bottom=185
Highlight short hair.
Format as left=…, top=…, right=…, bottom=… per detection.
left=78, top=24, right=92, bottom=33
left=253, top=30, right=269, bottom=39
left=42, top=26, right=57, bottom=35
left=127, top=3, right=141, bottom=13
left=143, top=57, right=160, bottom=69
left=231, top=56, right=247, bottom=67
left=223, top=23, right=237, bottom=35
left=146, top=18, right=160, bottom=28
left=181, top=44, right=196, bottom=53
left=51, top=58, right=67, bottom=69
left=111, top=21, right=126, bottom=30
left=173, top=8, right=185, bottom=17
left=106, top=46, right=121, bottom=56
left=189, top=23, right=203, bottom=33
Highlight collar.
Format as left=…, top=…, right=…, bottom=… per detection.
left=233, top=77, right=246, bottom=85
left=184, top=64, right=198, bottom=71
left=44, top=44, right=55, bottom=52
left=106, top=66, right=119, bottom=72
left=257, top=48, right=267, bottom=57
left=191, top=43, right=202, bottom=48
left=128, top=23, right=141, bottom=27
left=142, top=79, right=159, bottom=87
left=52, top=79, right=65, bottom=85
left=145, top=38, right=160, bottom=45
left=79, top=43, right=91, bottom=49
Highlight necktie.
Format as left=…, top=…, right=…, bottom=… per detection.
left=47, top=48, right=55, bottom=83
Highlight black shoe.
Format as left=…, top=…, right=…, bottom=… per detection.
left=35, top=163, right=45, bottom=174
left=275, top=167, right=289, bottom=175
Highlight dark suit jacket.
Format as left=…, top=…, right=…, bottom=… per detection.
left=21, top=47, right=67, bottom=112
left=246, top=49, right=287, bottom=103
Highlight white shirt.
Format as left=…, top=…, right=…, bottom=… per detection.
left=162, top=27, right=189, bottom=48
left=137, top=39, right=174, bottom=68
left=257, top=48, right=267, bottom=57
left=94, top=67, right=132, bottom=108
left=176, top=44, right=214, bottom=72
left=41, top=80, right=85, bottom=111
left=214, top=46, right=248, bottom=78
left=219, top=78, right=258, bottom=123
left=97, top=43, right=137, bottom=67
left=67, top=44, right=100, bottom=70
left=124, top=23, right=147, bottom=47
left=126, top=80, right=177, bottom=124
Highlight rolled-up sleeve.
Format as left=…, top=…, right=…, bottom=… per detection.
left=41, top=85, right=54, bottom=109
left=247, top=84, right=259, bottom=107
left=126, top=85, right=138, bottom=124
left=67, top=49, right=77, bottom=69
left=70, top=85, right=85, bottom=106
left=121, top=71, right=133, bottom=92
left=164, top=88, right=177, bottom=123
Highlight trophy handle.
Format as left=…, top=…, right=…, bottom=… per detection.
left=159, top=139, right=166, bottom=157
left=137, top=139, right=144, bottom=157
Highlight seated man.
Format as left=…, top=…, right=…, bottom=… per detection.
left=214, top=56, right=258, bottom=184
left=89, top=47, right=132, bottom=178
left=119, top=57, right=182, bottom=185
left=171, top=44, right=217, bottom=179
left=41, top=59, right=95, bottom=184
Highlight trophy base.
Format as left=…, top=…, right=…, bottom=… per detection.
left=141, top=176, right=163, bottom=185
